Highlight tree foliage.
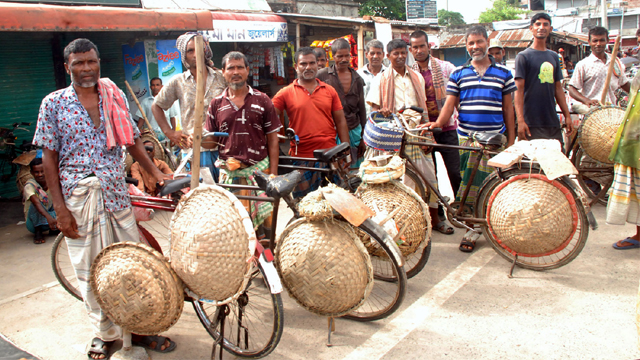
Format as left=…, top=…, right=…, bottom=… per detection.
left=478, top=0, right=525, bottom=23
left=438, top=9, right=465, bottom=27
left=359, top=0, right=407, bottom=21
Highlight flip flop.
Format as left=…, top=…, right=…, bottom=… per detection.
left=132, top=335, right=176, bottom=353
left=459, top=230, right=481, bottom=253
left=612, top=238, right=640, bottom=250
left=434, top=221, right=454, bottom=235
left=87, top=337, right=114, bottom=360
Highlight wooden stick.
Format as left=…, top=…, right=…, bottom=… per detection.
left=191, top=35, right=206, bottom=190
left=600, top=35, right=621, bottom=105
left=124, top=80, right=153, bottom=131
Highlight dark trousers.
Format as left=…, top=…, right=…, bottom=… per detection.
left=432, top=129, right=461, bottom=197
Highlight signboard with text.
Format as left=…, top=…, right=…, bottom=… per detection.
left=156, top=39, right=183, bottom=86
left=121, top=42, right=150, bottom=105
left=202, top=20, right=288, bottom=42
left=406, top=0, right=438, bottom=24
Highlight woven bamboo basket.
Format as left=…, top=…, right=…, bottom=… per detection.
left=275, top=218, right=374, bottom=317
left=359, top=155, right=405, bottom=184
left=578, top=105, right=625, bottom=164
left=356, top=181, right=431, bottom=258
left=170, top=185, right=255, bottom=305
left=15, top=165, right=32, bottom=196
left=140, top=130, right=167, bottom=162
left=486, top=174, right=578, bottom=256
left=297, top=187, right=335, bottom=221
left=636, top=279, right=640, bottom=352
left=124, top=153, right=134, bottom=176
left=90, top=242, right=184, bottom=335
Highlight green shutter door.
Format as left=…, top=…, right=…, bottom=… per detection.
left=0, top=32, right=57, bottom=199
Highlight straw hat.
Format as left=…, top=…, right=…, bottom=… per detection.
left=90, top=242, right=184, bottom=335
left=578, top=105, right=625, bottom=164
left=170, top=185, right=256, bottom=305
left=276, top=218, right=374, bottom=317
left=356, top=181, right=431, bottom=258
left=486, top=174, right=578, bottom=256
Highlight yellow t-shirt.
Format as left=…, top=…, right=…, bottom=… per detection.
left=23, top=179, right=52, bottom=219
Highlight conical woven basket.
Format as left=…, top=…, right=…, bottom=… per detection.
left=90, top=242, right=184, bottom=335
left=275, top=218, right=374, bottom=317
left=578, top=105, right=625, bottom=164
left=486, top=174, right=578, bottom=256
left=170, top=184, right=255, bottom=305
left=355, top=181, right=431, bottom=258
left=140, top=130, right=168, bottom=163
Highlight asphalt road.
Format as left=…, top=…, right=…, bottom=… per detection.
left=0, top=197, right=638, bottom=360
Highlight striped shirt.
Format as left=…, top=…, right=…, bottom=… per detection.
left=446, top=57, right=516, bottom=136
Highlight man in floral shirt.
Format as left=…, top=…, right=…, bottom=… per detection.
left=35, top=38, right=174, bottom=359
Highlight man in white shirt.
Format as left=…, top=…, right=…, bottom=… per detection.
left=357, top=39, right=387, bottom=116
left=135, top=77, right=180, bottom=142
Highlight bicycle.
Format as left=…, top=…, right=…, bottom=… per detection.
left=0, top=122, right=33, bottom=183
left=388, top=108, right=594, bottom=272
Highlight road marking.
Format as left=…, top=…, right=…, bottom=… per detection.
left=343, top=247, right=496, bottom=360
left=0, top=281, right=59, bottom=307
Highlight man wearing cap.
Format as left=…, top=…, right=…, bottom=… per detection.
left=152, top=32, right=227, bottom=181
left=488, top=39, right=505, bottom=65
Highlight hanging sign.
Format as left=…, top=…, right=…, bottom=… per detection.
left=202, top=21, right=288, bottom=42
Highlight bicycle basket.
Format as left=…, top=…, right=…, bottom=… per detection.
left=355, top=181, right=431, bottom=258
left=486, top=174, right=578, bottom=256
left=170, top=184, right=255, bottom=306
left=363, top=112, right=404, bottom=152
left=578, top=105, right=625, bottom=164
left=275, top=218, right=373, bottom=317
left=90, top=242, right=184, bottom=335
left=359, top=154, right=405, bottom=184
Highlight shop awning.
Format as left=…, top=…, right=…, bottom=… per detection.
left=141, top=0, right=271, bottom=12
left=440, top=29, right=533, bottom=49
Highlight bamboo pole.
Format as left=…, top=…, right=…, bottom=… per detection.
left=124, top=80, right=153, bottom=131
left=357, top=25, right=364, bottom=69
left=600, top=35, right=621, bottom=105
left=191, top=35, right=206, bottom=190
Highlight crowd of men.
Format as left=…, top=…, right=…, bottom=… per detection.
left=31, top=13, right=640, bottom=358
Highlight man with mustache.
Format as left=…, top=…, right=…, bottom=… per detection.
left=203, top=51, right=281, bottom=232
left=514, top=13, right=573, bottom=145
left=317, top=38, right=367, bottom=167
left=152, top=32, right=226, bottom=181
left=357, top=39, right=387, bottom=115
left=409, top=30, right=460, bottom=236
left=34, top=38, right=174, bottom=359
left=569, top=26, right=630, bottom=107
left=272, top=47, right=350, bottom=198
left=425, top=26, right=516, bottom=252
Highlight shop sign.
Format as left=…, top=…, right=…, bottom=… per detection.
left=202, top=21, right=288, bottom=43
left=122, top=42, right=150, bottom=102
left=156, top=39, right=183, bottom=85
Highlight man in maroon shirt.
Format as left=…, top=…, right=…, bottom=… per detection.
left=204, top=51, right=281, bottom=231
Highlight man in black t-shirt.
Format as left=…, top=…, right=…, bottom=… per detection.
left=514, top=13, right=573, bottom=146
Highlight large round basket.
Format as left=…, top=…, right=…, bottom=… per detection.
left=486, top=174, right=579, bottom=256
left=578, top=105, right=625, bottom=164
left=90, top=242, right=184, bottom=335
left=356, top=181, right=431, bottom=258
left=170, top=185, right=255, bottom=305
left=275, top=218, right=374, bottom=317
left=363, top=112, right=404, bottom=152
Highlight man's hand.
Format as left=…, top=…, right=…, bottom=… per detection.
left=357, top=140, right=366, bottom=158
left=585, top=99, right=600, bottom=107
left=154, top=171, right=173, bottom=188
left=166, top=129, right=192, bottom=149
left=379, top=107, right=392, bottom=117
left=564, top=117, right=574, bottom=136
left=46, top=215, right=58, bottom=232
left=57, top=208, right=79, bottom=239
left=517, top=122, right=531, bottom=141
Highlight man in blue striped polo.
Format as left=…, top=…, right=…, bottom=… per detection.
left=422, top=25, right=516, bottom=252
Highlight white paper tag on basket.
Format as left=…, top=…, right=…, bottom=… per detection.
left=199, top=168, right=215, bottom=185
left=259, top=256, right=283, bottom=294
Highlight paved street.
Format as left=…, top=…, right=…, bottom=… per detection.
left=0, top=196, right=639, bottom=360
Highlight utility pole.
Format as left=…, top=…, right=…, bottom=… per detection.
left=601, top=0, right=608, bottom=29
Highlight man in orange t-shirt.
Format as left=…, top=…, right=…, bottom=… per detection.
left=272, top=47, right=350, bottom=198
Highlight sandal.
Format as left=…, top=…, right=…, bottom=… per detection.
left=131, top=335, right=176, bottom=353
left=87, top=337, right=114, bottom=360
left=459, top=230, right=480, bottom=253
left=434, top=221, right=454, bottom=235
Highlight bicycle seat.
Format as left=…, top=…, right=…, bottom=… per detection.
left=158, top=177, right=191, bottom=197
left=471, top=132, right=506, bottom=147
left=254, top=170, right=302, bottom=199
left=313, top=142, right=350, bottom=163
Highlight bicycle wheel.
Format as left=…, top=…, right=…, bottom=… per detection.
left=192, top=262, right=284, bottom=359
left=343, top=218, right=407, bottom=322
left=137, top=208, right=173, bottom=255
left=570, top=146, right=613, bottom=206
left=401, top=166, right=432, bottom=278
left=476, top=167, right=589, bottom=270
left=51, top=233, right=82, bottom=301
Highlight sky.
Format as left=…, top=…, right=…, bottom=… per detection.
left=436, top=0, right=494, bottom=24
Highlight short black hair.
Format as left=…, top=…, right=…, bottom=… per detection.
left=331, top=38, right=351, bottom=56
left=465, top=26, right=488, bottom=42
left=387, top=39, right=407, bottom=54
left=530, top=13, right=552, bottom=26
left=588, top=26, right=609, bottom=41
left=64, top=38, right=100, bottom=64
left=313, top=47, right=326, bottom=59
left=150, top=77, right=162, bottom=85
left=221, top=51, right=249, bottom=69
left=294, top=47, right=317, bottom=64
left=29, top=157, right=43, bottom=170
left=409, top=30, right=429, bottom=43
